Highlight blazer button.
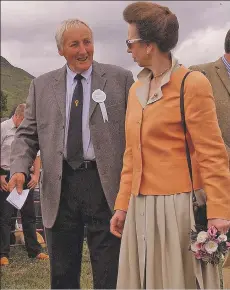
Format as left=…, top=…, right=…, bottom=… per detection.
left=59, top=175, right=62, bottom=180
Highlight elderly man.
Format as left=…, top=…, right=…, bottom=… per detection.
left=189, top=29, right=230, bottom=161
left=0, top=104, right=48, bottom=266
left=8, top=19, right=134, bottom=289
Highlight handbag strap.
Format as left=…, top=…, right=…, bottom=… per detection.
left=180, top=71, right=197, bottom=203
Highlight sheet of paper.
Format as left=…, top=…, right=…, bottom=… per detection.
left=6, top=187, right=30, bottom=210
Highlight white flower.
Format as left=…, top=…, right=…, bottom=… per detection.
left=218, top=234, right=227, bottom=242
left=197, top=231, right=209, bottom=243
left=191, top=242, right=202, bottom=253
left=204, top=241, right=218, bottom=254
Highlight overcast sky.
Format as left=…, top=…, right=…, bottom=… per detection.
left=1, top=1, right=230, bottom=78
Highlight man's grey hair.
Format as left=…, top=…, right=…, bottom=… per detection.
left=55, top=19, right=92, bottom=50
left=14, top=103, right=26, bottom=117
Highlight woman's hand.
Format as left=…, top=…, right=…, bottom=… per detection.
left=110, top=210, right=127, bottom=238
left=208, top=218, right=230, bottom=234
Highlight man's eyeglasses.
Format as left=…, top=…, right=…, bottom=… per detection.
left=126, top=38, right=143, bottom=49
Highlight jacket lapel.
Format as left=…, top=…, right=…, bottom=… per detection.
left=136, top=81, right=149, bottom=108
left=89, top=61, right=107, bottom=119
left=215, top=58, right=230, bottom=95
left=53, top=65, right=67, bottom=121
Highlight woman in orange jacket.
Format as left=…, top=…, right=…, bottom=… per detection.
left=110, top=2, right=230, bottom=289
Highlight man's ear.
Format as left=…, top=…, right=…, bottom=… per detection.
left=58, top=49, right=64, bottom=56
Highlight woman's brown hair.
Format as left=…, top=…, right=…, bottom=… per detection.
left=123, top=2, right=179, bottom=53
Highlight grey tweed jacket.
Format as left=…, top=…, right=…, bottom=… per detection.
left=189, top=58, right=230, bottom=155
left=10, top=61, right=134, bottom=228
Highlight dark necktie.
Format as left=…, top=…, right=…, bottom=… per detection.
left=66, top=74, right=84, bottom=169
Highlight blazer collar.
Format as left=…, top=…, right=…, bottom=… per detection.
left=214, top=57, right=230, bottom=95
left=136, top=54, right=180, bottom=108
left=53, top=61, right=107, bottom=121
left=53, top=65, right=67, bottom=121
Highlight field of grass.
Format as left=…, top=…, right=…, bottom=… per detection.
left=1, top=243, right=93, bottom=289
left=1, top=243, right=225, bottom=289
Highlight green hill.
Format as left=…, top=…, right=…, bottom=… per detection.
left=1, top=56, right=34, bottom=117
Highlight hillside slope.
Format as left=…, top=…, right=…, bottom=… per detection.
left=1, top=56, right=34, bottom=117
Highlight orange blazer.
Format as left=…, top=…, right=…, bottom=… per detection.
left=114, top=66, right=230, bottom=220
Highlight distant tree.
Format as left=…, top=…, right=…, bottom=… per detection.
left=0, top=90, right=8, bottom=117
left=8, top=105, right=17, bottom=118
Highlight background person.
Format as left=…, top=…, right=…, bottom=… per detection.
left=189, top=28, right=230, bottom=290
left=189, top=29, right=230, bottom=164
left=0, top=103, right=48, bottom=266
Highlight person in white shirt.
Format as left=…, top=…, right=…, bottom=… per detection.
left=0, top=104, right=48, bottom=266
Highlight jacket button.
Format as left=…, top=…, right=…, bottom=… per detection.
left=59, top=175, right=62, bottom=180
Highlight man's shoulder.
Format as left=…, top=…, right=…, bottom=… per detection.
left=1, top=118, right=13, bottom=135
left=1, top=118, right=11, bottom=129
left=189, top=60, right=217, bottom=74
left=33, top=66, right=65, bottom=84
left=94, top=61, right=132, bottom=76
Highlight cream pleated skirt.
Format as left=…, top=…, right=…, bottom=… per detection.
left=116, top=191, right=220, bottom=289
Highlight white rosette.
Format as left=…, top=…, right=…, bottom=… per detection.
left=92, top=89, right=108, bottom=122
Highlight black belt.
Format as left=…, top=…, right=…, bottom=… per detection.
left=63, top=160, right=97, bottom=170
left=0, top=168, right=10, bottom=176
left=79, top=160, right=97, bottom=169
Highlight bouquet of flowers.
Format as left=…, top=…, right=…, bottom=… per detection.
left=190, top=226, right=230, bottom=264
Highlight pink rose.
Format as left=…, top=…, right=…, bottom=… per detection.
left=226, top=242, right=230, bottom=249
left=191, top=242, right=202, bottom=253
left=195, top=251, right=202, bottom=259
left=207, top=226, right=218, bottom=238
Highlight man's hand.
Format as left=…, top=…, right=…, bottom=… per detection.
left=27, top=173, right=39, bottom=190
left=8, top=173, right=25, bottom=194
left=0, top=175, right=8, bottom=191
left=208, top=218, right=230, bottom=234
left=110, top=210, right=127, bottom=238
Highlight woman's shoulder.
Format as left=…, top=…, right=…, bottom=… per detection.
left=174, top=65, right=212, bottom=93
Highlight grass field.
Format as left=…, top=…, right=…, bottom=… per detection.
left=1, top=243, right=93, bottom=289
left=1, top=243, right=224, bottom=289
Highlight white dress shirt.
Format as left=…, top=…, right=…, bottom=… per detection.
left=1, top=118, right=17, bottom=171
left=64, top=64, right=95, bottom=160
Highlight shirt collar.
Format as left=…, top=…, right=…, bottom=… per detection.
left=66, top=64, right=93, bottom=85
left=135, top=54, right=180, bottom=108
left=137, top=54, right=179, bottom=83
left=222, top=55, right=230, bottom=74
left=9, top=117, right=16, bottom=129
